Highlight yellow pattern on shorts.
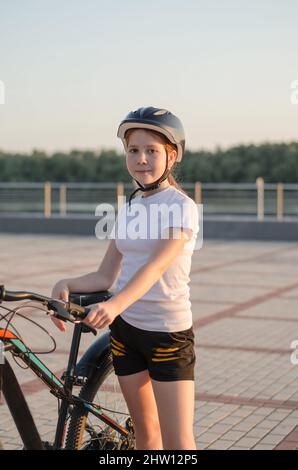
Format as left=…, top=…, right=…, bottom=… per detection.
left=152, top=345, right=182, bottom=362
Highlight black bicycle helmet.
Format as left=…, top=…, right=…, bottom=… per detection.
left=117, top=106, right=185, bottom=206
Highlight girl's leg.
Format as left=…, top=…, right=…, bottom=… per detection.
left=118, top=370, right=163, bottom=450
left=151, top=379, right=196, bottom=450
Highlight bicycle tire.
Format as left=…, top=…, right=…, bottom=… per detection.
left=65, top=353, right=135, bottom=450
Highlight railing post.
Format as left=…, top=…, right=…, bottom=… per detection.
left=256, top=177, right=264, bottom=221
left=194, top=182, right=202, bottom=205
left=59, top=184, right=67, bottom=216
left=44, top=182, right=51, bottom=218
left=276, top=183, right=284, bottom=221
left=117, top=182, right=125, bottom=211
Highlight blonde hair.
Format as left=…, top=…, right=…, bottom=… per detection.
left=124, top=128, right=188, bottom=196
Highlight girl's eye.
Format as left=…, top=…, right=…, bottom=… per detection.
left=128, top=149, right=158, bottom=154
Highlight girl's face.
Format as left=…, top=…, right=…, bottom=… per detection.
left=125, top=129, right=176, bottom=185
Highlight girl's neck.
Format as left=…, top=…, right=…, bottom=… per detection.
left=141, top=182, right=171, bottom=198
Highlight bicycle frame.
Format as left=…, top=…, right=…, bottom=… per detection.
left=0, top=323, right=129, bottom=450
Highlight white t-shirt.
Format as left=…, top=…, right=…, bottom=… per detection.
left=110, top=185, right=199, bottom=332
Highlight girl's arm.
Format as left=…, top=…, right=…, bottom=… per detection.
left=83, top=228, right=193, bottom=328
left=57, top=239, right=122, bottom=293
left=112, top=227, right=191, bottom=313
left=51, top=239, right=122, bottom=331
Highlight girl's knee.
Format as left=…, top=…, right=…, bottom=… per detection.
left=135, top=419, right=163, bottom=450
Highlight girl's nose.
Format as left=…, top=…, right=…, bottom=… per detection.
left=137, top=151, right=147, bottom=163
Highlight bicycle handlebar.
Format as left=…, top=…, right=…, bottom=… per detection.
left=0, top=285, right=97, bottom=335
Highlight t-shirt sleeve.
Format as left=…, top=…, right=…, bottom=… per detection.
left=160, top=198, right=199, bottom=245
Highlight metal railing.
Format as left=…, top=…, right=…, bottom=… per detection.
left=0, top=179, right=297, bottom=220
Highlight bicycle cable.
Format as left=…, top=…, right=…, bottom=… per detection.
left=0, top=301, right=57, bottom=370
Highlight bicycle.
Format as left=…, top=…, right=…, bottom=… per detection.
left=0, top=285, right=135, bottom=450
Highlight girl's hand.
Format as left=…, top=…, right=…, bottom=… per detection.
left=83, top=299, right=119, bottom=329
left=50, top=281, right=70, bottom=332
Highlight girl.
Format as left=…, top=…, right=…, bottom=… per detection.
left=51, top=106, right=199, bottom=450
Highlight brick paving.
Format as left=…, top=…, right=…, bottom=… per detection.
left=0, top=234, right=298, bottom=450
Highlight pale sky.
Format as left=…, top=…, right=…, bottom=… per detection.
left=0, top=0, right=297, bottom=154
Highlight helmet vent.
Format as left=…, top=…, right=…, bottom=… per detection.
left=153, top=109, right=168, bottom=116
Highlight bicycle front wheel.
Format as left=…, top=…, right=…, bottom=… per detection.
left=65, top=353, right=135, bottom=450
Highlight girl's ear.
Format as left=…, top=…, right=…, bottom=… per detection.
left=168, top=150, right=177, bottom=170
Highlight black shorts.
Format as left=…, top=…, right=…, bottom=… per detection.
left=109, top=315, right=196, bottom=382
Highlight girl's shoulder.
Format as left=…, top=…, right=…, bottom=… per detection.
left=165, top=186, right=197, bottom=208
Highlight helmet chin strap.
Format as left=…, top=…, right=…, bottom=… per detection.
left=128, top=151, right=171, bottom=209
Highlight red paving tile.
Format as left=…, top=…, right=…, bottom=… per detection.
left=1, top=236, right=298, bottom=450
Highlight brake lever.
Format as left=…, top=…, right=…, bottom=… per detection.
left=48, top=300, right=97, bottom=336
left=48, top=299, right=73, bottom=322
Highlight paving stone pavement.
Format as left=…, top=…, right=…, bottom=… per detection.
left=1, top=234, right=298, bottom=450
